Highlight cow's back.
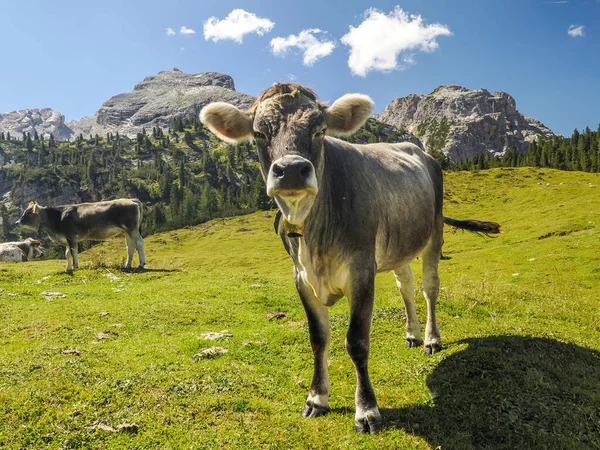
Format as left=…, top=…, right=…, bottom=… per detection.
left=60, top=199, right=142, bottom=240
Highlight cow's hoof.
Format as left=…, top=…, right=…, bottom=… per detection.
left=424, top=342, right=442, bottom=355
left=355, top=408, right=382, bottom=434
left=406, top=338, right=423, bottom=348
left=302, top=403, right=330, bottom=418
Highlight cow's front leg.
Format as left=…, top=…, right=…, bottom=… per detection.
left=71, top=244, right=79, bottom=270
left=346, top=267, right=381, bottom=433
left=295, top=268, right=331, bottom=418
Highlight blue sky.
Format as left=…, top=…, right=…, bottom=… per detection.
left=1, top=0, right=598, bottom=136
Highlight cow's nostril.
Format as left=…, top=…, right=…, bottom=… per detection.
left=300, top=165, right=312, bottom=180
left=273, top=164, right=285, bottom=178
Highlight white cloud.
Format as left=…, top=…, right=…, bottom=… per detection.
left=270, top=29, right=336, bottom=65
left=204, top=9, right=274, bottom=43
left=166, top=27, right=176, bottom=36
left=568, top=25, right=585, bottom=37
left=180, top=26, right=196, bottom=36
left=341, top=7, right=452, bottom=77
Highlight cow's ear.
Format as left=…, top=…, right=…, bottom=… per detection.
left=32, top=240, right=42, bottom=247
left=200, top=102, right=254, bottom=144
left=32, top=202, right=40, bottom=214
left=325, top=94, right=374, bottom=136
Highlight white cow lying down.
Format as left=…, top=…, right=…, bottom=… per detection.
left=0, top=238, right=44, bottom=262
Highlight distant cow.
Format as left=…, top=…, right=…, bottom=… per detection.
left=0, top=238, right=44, bottom=262
left=201, top=83, right=500, bottom=433
left=16, top=199, right=145, bottom=272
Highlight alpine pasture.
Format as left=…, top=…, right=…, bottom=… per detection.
left=1, top=168, right=599, bottom=449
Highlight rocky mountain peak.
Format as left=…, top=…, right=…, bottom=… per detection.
left=68, top=70, right=254, bottom=137
left=133, top=70, right=236, bottom=92
left=379, top=85, right=554, bottom=161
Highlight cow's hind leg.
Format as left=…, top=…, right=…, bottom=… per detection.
left=64, top=246, right=73, bottom=273
left=393, top=266, right=423, bottom=348
left=422, top=218, right=444, bottom=355
left=347, top=266, right=381, bottom=433
left=125, top=235, right=135, bottom=269
left=132, top=230, right=145, bottom=268
left=295, top=268, right=331, bottom=418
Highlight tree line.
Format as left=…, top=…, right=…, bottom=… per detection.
left=447, top=125, right=600, bottom=172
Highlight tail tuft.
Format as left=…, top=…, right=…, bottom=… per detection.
left=443, top=216, right=500, bottom=237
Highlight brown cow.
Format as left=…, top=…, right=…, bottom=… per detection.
left=201, top=83, right=500, bottom=433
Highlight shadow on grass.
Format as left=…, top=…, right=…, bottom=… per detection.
left=122, top=267, right=183, bottom=273
left=381, top=336, right=600, bottom=449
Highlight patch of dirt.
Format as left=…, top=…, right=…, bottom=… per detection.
left=265, top=312, right=288, bottom=320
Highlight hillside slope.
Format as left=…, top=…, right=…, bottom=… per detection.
left=0, top=168, right=599, bottom=449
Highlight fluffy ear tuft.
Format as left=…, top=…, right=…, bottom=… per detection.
left=325, top=94, right=374, bottom=136
left=200, top=102, right=254, bottom=144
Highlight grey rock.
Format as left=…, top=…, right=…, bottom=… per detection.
left=378, top=85, right=555, bottom=161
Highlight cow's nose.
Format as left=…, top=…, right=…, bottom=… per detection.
left=272, top=158, right=313, bottom=183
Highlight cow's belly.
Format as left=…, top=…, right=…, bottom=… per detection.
left=80, top=226, right=125, bottom=241
left=374, top=214, right=434, bottom=272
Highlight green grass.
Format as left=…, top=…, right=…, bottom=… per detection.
left=1, top=167, right=599, bottom=449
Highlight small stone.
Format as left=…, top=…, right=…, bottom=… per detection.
left=194, top=347, right=228, bottom=358
left=200, top=330, right=232, bottom=340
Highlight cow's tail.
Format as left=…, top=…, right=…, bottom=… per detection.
left=443, top=216, right=500, bottom=237
left=132, top=198, right=143, bottom=234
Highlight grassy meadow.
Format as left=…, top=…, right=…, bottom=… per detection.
left=1, top=167, right=599, bottom=449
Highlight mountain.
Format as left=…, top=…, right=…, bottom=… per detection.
left=0, top=108, right=74, bottom=141
left=378, top=85, right=555, bottom=161
left=68, top=69, right=255, bottom=138
left=0, top=69, right=255, bottom=140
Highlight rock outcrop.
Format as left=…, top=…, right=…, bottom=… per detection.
left=378, top=85, right=555, bottom=161
left=0, top=108, right=74, bottom=141
left=69, top=69, right=254, bottom=137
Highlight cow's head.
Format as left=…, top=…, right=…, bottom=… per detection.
left=24, top=238, right=44, bottom=259
left=16, top=201, right=42, bottom=230
left=200, top=83, right=373, bottom=225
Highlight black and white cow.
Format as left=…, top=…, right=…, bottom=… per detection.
left=0, top=238, right=44, bottom=262
left=201, top=83, right=500, bottom=433
left=16, top=199, right=145, bottom=272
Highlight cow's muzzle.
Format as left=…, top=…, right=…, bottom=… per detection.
left=267, top=156, right=317, bottom=197
left=267, top=155, right=318, bottom=225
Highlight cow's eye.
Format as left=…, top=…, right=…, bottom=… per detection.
left=254, top=131, right=267, bottom=140
left=314, top=128, right=327, bottom=138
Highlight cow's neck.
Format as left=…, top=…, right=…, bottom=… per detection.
left=301, top=139, right=355, bottom=256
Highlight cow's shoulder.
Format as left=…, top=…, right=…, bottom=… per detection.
left=60, top=206, right=76, bottom=221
